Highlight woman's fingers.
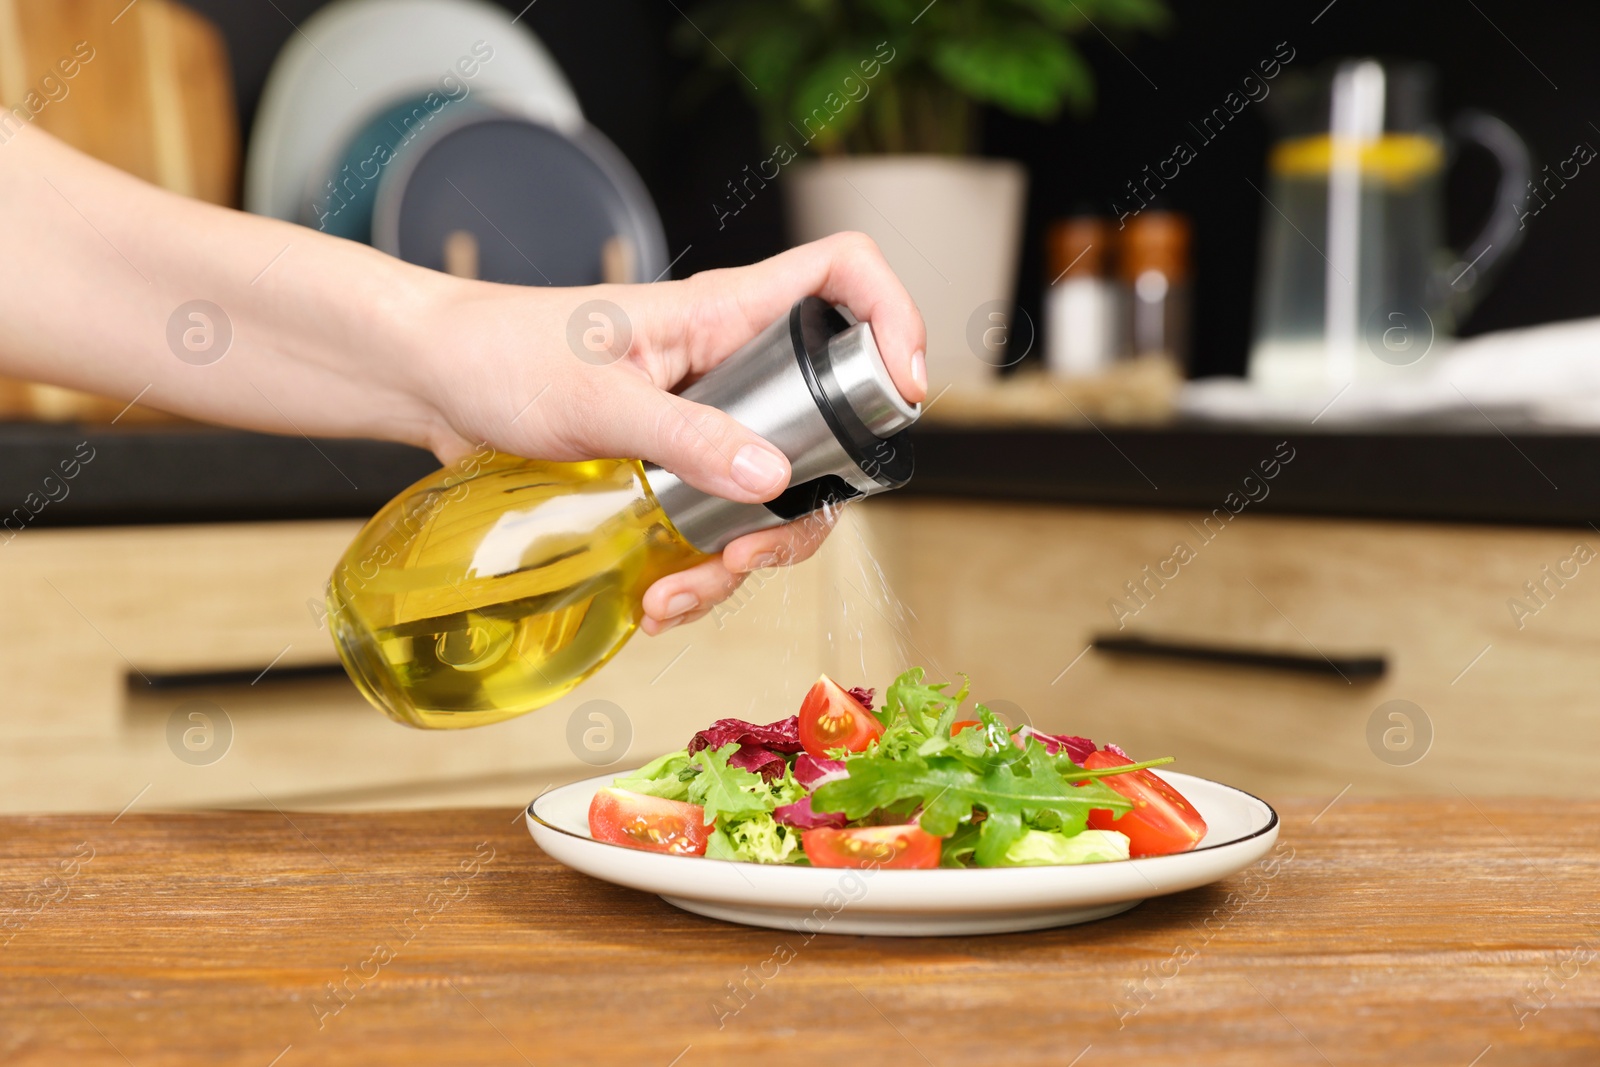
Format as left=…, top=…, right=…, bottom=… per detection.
left=682, top=232, right=928, bottom=404
left=533, top=234, right=922, bottom=505
left=639, top=510, right=838, bottom=635
left=718, top=510, right=837, bottom=574
left=559, top=366, right=792, bottom=504
left=639, top=602, right=717, bottom=637
left=801, top=233, right=928, bottom=403
left=640, top=557, right=744, bottom=635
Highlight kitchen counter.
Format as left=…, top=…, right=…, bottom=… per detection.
left=0, top=422, right=437, bottom=527
left=5, top=419, right=1597, bottom=530
left=2, top=799, right=1595, bottom=1065
left=911, top=422, right=1600, bottom=527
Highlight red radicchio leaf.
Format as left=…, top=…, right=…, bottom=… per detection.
left=725, top=745, right=788, bottom=782
left=687, top=715, right=803, bottom=755
left=792, top=753, right=848, bottom=790
left=773, top=796, right=848, bottom=830
left=1017, top=726, right=1097, bottom=765
left=847, top=686, right=875, bottom=711
left=1103, top=742, right=1131, bottom=760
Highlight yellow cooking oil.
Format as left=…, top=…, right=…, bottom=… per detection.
left=326, top=452, right=705, bottom=728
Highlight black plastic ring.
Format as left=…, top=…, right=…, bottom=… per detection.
left=788, top=297, right=915, bottom=491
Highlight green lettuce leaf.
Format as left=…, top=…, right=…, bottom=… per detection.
left=705, top=813, right=804, bottom=865
left=999, top=829, right=1130, bottom=866
left=611, top=749, right=694, bottom=801
left=767, top=764, right=807, bottom=807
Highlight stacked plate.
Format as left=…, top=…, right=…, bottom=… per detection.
left=245, top=0, right=667, bottom=284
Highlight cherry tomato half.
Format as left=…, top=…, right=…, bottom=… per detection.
left=950, top=719, right=982, bottom=735
left=1083, top=750, right=1207, bottom=858
left=798, top=675, right=884, bottom=758
left=588, top=787, right=709, bottom=856
left=801, top=824, right=942, bottom=869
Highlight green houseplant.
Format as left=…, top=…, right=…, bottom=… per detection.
left=680, top=0, right=1168, bottom=390
left=678, top=0, right=1168, bottom=154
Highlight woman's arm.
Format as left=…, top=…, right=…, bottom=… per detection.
left=0, top=125, right=928, bottom=630
left=0, top=123, right=449, bottom=445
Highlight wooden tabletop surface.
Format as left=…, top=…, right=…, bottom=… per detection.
left=2, top=797, right=1597, bottom=1066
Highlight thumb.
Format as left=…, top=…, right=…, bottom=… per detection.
left=600, top=373, right=792, bottom=503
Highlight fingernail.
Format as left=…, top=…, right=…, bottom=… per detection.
left=662, top=592, right=698, bottom=619
left=731, top=444, right=787, bottom=495
left=910, top=349, right=927, bottom=394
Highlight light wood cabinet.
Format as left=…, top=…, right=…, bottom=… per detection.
left=0, top=516, right=899, bottom=813
left=866, top=500, right=1600, bottom=799
left=4, top=501, right=1596, bottom=813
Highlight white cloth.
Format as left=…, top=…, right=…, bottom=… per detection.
left=1181, top=317, right=1600, bottom=426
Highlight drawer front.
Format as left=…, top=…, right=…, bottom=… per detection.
left=862, top=500, right=1600, bottom=798
left=0, top=517, right=898, bottom=812
left=12, top=504, right=1586, bottom=810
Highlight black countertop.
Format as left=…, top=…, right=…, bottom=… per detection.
left=909, top=423, right=1596, bottom=528
left=3, top=420, right=1594, bottom=531
left=0, top=423, right=438, bottom=529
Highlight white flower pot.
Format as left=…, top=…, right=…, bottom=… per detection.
left=785, top=156, right=1028, bottom=392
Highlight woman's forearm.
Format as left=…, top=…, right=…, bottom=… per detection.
left=0, top=126, right=931, bottom=626
left=0, top=125, right=454, bottom=450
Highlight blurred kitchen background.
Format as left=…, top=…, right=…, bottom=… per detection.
left=5, top=0, right=1600, bottom=813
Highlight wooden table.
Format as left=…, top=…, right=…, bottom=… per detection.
left=2, top=798, right=1597, bottom=1066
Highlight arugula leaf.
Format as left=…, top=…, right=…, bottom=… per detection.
left=871, top=668, right=976, bottom=765
left=938, top=821, right=982, bottom=868
left=812, top=738, right=1135, bottom=839
left=609, top=666, right=1183, bottom=869
left=1023, top=802, right=1090, bottom=837
left=975, top=809, right=1023, bottom=867
left=879, top=667, right=969, bottom=733
left=687, top=743, right=779, bottom=825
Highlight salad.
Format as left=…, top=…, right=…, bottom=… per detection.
left=585, top=669, right=1207, bottom=869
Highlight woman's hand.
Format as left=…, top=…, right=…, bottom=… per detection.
left=404, top=232, right=928, bottom=635
left=0, top=128, right=924, bottom=636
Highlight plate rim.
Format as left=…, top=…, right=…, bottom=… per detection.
left=527, top=765, right=1280, bottom=872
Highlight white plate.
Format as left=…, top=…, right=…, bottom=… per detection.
left=526, top=769, right=1279, bottom=937
left=245, top=0, right=583, bottom=223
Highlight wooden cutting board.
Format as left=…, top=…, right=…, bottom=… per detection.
left=0, top=0, right=238, bottom=422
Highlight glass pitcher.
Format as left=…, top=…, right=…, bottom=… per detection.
left=1248, top=59, right=1529, bottom=393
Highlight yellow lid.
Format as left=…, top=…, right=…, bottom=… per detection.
left=1269, top=132, right=1444, bottom=184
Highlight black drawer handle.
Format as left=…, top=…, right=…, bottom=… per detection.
left=137, top=663, right=349, bottom=690
left=1092, top=634, right=1387, bottom=680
